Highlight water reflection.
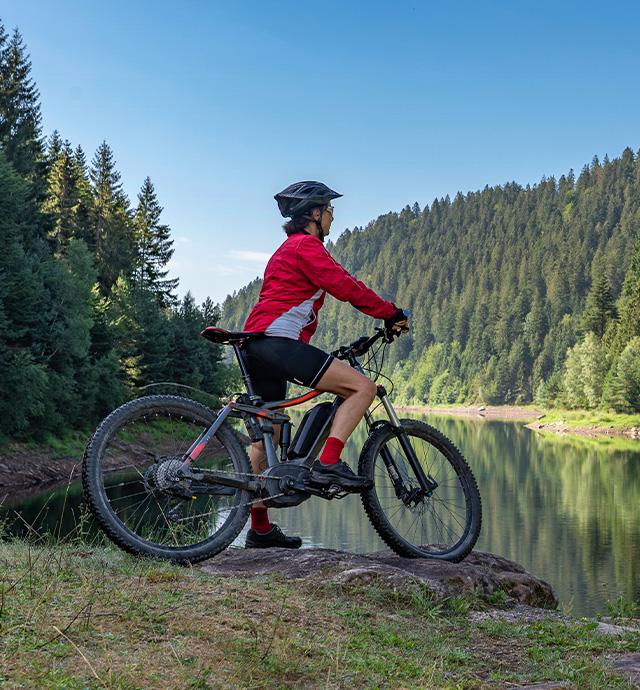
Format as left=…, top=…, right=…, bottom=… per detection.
left=2, top=410, right=639, bottom=618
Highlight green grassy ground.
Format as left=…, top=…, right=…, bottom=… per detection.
left=0, top=540, right=638, bottom=690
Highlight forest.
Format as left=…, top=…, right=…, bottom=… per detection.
left=222, top=154, right=640, bottom=413
left=2, top=19, right=640, bottom=447
left=0, top=20, right=235, bottom=441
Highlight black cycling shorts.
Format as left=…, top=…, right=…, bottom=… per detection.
left=241, top=336, right=335, bottom=402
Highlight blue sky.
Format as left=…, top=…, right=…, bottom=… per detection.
left=3, top=1, right=640, bottom=306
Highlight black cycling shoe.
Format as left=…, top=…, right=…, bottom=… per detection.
left=245, top=524, right=302, bottom=549
left=309, top=460, right=374, bottom=492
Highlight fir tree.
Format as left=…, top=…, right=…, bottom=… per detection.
left=580, top=273, right=618, bottom=339
left=133, top=176, right=178, bottom=306
left=43, top=135, right=84, bottom=256
left=89, top=142, right=136, bottom=292
left=611, top=231, right=640, bottom=355
left=604, top=337, right=640, bottom=413
left=0, top=26, right=42, bottom=178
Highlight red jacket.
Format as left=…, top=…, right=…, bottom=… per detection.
left=244, top=232, right=396, bottom=343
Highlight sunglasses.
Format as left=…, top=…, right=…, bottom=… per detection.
left=325, top=204, right=334, bottom=217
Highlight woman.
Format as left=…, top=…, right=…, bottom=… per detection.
left=242, top=181, right=409, bottom=549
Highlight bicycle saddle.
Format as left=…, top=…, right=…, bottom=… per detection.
left=200, top=327, right=264, bottom=344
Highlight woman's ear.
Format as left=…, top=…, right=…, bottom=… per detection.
left=311, top=207, right=322, bottom=221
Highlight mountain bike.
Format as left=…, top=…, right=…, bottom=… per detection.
left=82, top=326, right=482, bottom=564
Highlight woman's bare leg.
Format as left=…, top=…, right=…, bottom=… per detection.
left=314, top=358, right=377, bottom=442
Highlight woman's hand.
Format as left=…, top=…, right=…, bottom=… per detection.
left=385, top=308, right=410, bottom=333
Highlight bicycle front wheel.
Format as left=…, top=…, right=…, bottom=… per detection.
left=359, top=419, right=481, bottom=562
left=82, top=395, right=252, bottom=563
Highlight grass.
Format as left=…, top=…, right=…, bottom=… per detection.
left=0, top=539, right=638, bottom=689
left=0, top=429, right=89, bottom=458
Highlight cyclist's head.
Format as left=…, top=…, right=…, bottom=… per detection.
left=275, top=181, right=342, bottom=239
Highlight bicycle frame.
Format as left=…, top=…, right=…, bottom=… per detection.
left=177, top=328, right=438, bottom=498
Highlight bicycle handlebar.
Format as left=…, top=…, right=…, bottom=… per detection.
left=331, top=310, right=409, bottom=360
left=332, top=326, right=400, bottom=361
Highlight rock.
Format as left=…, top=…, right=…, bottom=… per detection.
left=201, top=547, right=558, bottom=610
left=511, top=683, right=567, bottom=689
left=596, top=621, right=640, bottom=636
left=612, top=653, right=640, bottom=689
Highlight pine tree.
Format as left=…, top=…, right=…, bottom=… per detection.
left=133, top=176, right=178, bottom=306
left=580, top=273, right=618, bottom=339
left=0, top=26, right=42, bottom=178
left=89, top=142, right=136, bottom=292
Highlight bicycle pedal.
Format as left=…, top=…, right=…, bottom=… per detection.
left=326, top=486, right=349, bottom=500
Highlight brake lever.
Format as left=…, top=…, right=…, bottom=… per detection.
left=383, top=328, right=397, bottom=344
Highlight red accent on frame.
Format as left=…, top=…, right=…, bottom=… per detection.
left=271, top=390, right=322, bottom=409
left=189, top=442, right=207, bottom=460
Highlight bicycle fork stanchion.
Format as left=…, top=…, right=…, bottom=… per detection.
left=371, top=386, right=438, bottom=495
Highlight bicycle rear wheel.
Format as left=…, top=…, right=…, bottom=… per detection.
left=359, top=419, right=481, bottom=561
left=82, top=395, right=252, bottom=563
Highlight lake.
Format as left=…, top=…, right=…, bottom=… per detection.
left=2, top=411, right=639, bottom=619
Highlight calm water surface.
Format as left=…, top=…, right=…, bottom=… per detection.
left=3, top=411, right=639, bottom=618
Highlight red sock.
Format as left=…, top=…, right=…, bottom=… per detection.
left=319, top=437, right=345, bottom=466
left=250, top=507, right=272, bottom=533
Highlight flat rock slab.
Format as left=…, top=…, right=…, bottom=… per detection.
left=613, top=653, right=640, bottom=688
left=202, top=547, right=558, bottom=610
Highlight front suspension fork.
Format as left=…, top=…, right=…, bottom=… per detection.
left=365, top=387, right=438, bottom=496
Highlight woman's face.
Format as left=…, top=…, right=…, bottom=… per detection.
left=320, top=203, right=334, bottom=236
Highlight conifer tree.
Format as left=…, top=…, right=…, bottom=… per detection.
left=611, top=232, right=640, bottom=355
left=603, top=337, right=640, bottom=413
left=580, top=273, right=618, bottom=339
left=0, top=25, right=42, bottom=179
left=43, top=135, right=85, bottom=256
left=89, top=142, right=136, bottom=292
left=72, top=145, right=94, bottom=245
left=133, top=176, right=178, bottom=306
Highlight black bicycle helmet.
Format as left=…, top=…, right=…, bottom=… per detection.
left=274, top=181, right=342, bottom=218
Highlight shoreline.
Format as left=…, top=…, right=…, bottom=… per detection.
left=395, top=404, right=543, bottom=420
left=396, top=404, right=640, bottom=440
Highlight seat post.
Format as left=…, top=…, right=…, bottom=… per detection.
left=232, top=341, right=258, bottom=398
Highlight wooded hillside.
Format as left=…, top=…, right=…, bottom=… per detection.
left=222, top=151, right=640, bottom=412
